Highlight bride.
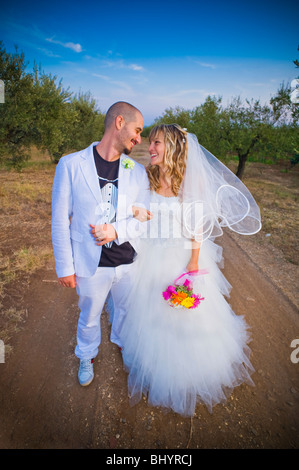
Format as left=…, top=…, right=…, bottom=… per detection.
left=96, top=124, right=261, bottom=417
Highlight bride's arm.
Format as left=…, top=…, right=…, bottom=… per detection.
left=186, top=240, right=201, bottom=272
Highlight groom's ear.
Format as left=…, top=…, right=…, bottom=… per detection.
left=115, top=115, right=125, bottom=130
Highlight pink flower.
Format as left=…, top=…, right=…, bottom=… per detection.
left=190, top=294, right=205, bottom=308
left=162, top=285, right=176, bottom=300
left=183, top=279, right=192, bottom=289
left=162, top=290, right=171, bottom=300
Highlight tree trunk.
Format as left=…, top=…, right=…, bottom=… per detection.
left=236, top=154, right=247, bottom=179
left=236, top=135, right=260, bottom=179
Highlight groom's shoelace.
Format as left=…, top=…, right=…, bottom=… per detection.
left=80, top=359, right=94, bottom=370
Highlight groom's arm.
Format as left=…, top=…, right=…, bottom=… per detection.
left=51, top=158, right=76, bottom=280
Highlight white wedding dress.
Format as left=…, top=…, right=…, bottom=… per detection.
left=117, top=191, right=255, bottom=417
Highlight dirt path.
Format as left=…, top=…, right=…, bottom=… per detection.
left=0, top=226, right=298, bottom=450
left=0, top=143, right=298, bottom=450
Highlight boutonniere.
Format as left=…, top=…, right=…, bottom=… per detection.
left=122, top=158, right=135, bottom=170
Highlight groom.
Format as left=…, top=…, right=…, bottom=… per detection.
left=51, top=101, right=150, bottom=386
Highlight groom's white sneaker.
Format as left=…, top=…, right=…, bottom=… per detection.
left=78, top=358, right=94, bottom=386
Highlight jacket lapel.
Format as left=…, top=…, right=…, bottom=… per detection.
left=79, top=142, right=102, bottom=205
left=80, top=148, right=133, bottom=218
left=117, top=155, right=131, bottom=220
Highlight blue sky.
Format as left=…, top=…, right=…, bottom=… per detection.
left=1, top=0, right=298, bottom=125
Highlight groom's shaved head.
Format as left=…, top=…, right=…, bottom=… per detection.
left=104, top=101, right=142, bottom=129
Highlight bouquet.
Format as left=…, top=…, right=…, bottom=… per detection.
left=162, top=270, right=208, bottom=310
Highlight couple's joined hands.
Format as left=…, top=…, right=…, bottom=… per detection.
left=90, top=206, right=152, bottom=246
left=58, top=206, right=153, bottom=287
left=90, top=223, right=117, bottom=246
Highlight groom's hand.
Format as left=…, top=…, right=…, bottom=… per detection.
left=58, top=274, right=77, bottom=288
left=90, top=224, right=117, bottom=246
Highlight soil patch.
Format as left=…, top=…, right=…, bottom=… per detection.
left=0, top=146, right=298, bottom=450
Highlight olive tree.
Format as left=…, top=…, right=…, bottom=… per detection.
left=0, top=42, right=35, bottom=167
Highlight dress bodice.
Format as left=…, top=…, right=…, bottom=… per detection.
left=142, top=191, right=186, bottom=245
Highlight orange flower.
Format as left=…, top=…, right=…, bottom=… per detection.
left=178, top=292, right=188, bottom=299
left=171, top=292, right=188, bottom=306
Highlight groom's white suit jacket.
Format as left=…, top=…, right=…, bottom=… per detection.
left=51, top=142, right=150, bottom=279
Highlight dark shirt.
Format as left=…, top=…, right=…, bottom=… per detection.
left=93, top=146, right=136, bottom=267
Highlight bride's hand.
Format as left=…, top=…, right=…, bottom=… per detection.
left=186, top=261, right=199, bottom=273
left=132, top=206, right=153, bottom=222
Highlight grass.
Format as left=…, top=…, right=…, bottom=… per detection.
left=238, top=163, right=299, bottom=265
left=0, top=307, right=27, bottom=356
left=1, top=182, right=51, bottom=212
left=0, top=163, right=55, bottom=353
left=0, top=166, right=54, bottom=293
left=0, top=246, right=53, bottom=295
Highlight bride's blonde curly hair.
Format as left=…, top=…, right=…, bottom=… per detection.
left=147, top=124, right=188, bottom=196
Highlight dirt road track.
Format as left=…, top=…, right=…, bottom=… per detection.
left=0, top=230, right=298, bottom=450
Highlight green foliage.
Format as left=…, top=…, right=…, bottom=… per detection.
left=69, top=91, right=105, bottom=153
left=269, top=82, right=299, bottom=168
left=155, top=106, right=192, bottom=129
left=270, top=82, right=299, bottom=125
left=30, top=65, right=76, bottom=163
left=151, top=87, right=298, bottom=178
left=0, top=40, right=298, bottom=176
left=224, top=97, right=275, bottom=177
left=154, top=98, right=229, bottom=158
left=141, top=124, right=155, bottom=138
left=0, top=42, right=105, bottom=168
left=189, top=96, right=229, bottom=157
left=0, top=42, right=35, bottom=168
left=290, top=152, right=299, bottom=167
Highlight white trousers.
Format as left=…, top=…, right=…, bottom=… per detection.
left=75, top=263, right=136, bottom=360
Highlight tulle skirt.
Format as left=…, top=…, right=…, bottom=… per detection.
left=117, top=237, right=255, bottom=417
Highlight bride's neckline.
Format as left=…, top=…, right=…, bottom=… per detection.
left=153, top=191, right=177, bottom=199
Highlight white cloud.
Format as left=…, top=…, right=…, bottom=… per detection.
left=92, top=73, right=110, bottom=80
left=128, top=64, right=144, bottom=71
left=46, top=37, right=83, bottom=53
left=91, top=73, right=135, bottom=96
left=101, top=59, right=144, bottom=72
left=194, top=61, right=217, bottom=69
left=37, top=47, right=61, bottom=58
left=110, top=80, right=135, bottom=94
left=65, top=42, right=82, bottom=53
